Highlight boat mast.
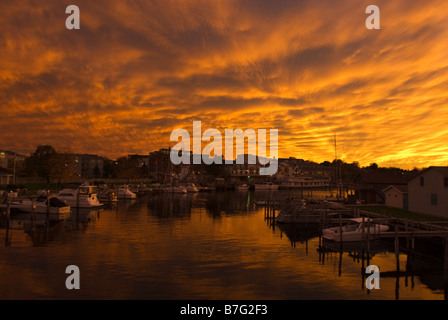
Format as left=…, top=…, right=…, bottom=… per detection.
left=334, top=133, right=341, bottom=198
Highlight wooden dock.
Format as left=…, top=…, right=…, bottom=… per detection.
left=261, top=200, right=448, bottom=285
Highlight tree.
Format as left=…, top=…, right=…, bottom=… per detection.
left=368, top=163, right=379, bottom=171
left=102, top=158, right=116, bottom=178
left=26, top=145, right=57, bottom=185
left=52, top=153, right=79, bottom=185
left=93, top=164, right=101, bottom=179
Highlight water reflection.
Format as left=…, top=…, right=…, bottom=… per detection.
left=146, top=191, right=258, bottom=220
left=277, top=223, right=321, bottom=248
left=315, top=237, right=447, bottom=299
left=0, top=208, right=102, bottom=247
left=0, top=190, right=446, bottom=299
left=146, top=193, right=193, bottom=220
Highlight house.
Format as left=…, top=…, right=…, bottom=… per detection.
left=408, top=166, right=448, bottom=218
left=382, top=185, right=408, bottom=210
left=352, top=171, right=407, bottom=204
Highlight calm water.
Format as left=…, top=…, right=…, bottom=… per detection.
left=0, top=191, right=446, bottom=300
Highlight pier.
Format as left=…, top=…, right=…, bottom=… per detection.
left=261, top=200, right=448, bottom=287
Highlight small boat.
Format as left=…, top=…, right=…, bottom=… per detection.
left=98, top=190, right=118, bottom=202
left=57, top=183, right=103, bottom=208
left=184, top=183, right=199, bottom=193
left=116, top=185, right=138, bottom=199
left=254, top=182, right=279, bottom=190
left=164, top=186, right=187, bottom=194
left=322, top=218, right=390, bottom=242
left=276, top=201, right=337, bottom=224
left=253, top=200, right=270, bottom=207
left=6, top=196, right=71, bottom=215
left=198, top=186, right=213, bottom=192
left=236, top=184, right=249, bottom=191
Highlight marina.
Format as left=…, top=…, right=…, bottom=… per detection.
left=0, top=189, right=447, bottom=300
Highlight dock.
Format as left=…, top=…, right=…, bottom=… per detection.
left=261, top=200, right=448, bottom=282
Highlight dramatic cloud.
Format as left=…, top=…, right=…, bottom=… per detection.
left=1, top=0, right=448, bottom=168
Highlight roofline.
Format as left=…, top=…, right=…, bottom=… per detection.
left=408, top=166, right=448, bottom=182
left=382, top=185, right=408, bottom=194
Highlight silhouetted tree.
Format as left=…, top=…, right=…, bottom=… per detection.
left=26, top=145, right=57, bottom=185
left=368, top=163, right=378, bottom=170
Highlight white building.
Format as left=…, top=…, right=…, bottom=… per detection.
left=382, top=185, right=408, bottom=210
left=408, top=166, right=448, bottom=218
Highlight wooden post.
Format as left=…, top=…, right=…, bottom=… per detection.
left=338, top=251, right=343, bottom=277
left=31, top=198, right=36, bottom=230
left=361, top=248, right=366, bottom=290
left=339, top=212, right=343, bottom=250
left=444, top=238, right=448, bottom=283
left=395, top=224, right=400, bottom=280
left=362, top=217, right=365, bottom=241
left=318, top=235, right=322, bottom=263
left=46, top=191, right=50, bottom=230
left=5, top=192, right=11, bottom=247
left=366, top=218, right=371, bottom=254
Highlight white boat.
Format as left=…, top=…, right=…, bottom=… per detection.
left=98, top=190, right=118, bottom=202
left=172, top=186, right=187, bottom=194
left=185, top=183, right=199, bottom=193
left=236, top=184, right=249, bottom=191
left=8, top=196, right=71, bottom=215
left=279, top=176, right=331, bottom=189
left=198, top=186, right=213, bottom=192
left=254, top=182, right=279, bottom=190
left=57, top=183, right=103, bottom=208
left=116, top=185, right=137, bottom=199
left=276, top=200, right=337, bottom=224
left=322, top=218, right=390, bottom=242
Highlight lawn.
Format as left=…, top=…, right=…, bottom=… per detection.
left=359, top=206, right=447, bottom=222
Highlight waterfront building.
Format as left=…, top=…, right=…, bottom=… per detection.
left=351, top=171, right=407, bottom=204
left=408, top=166, right=448, bottom=218
left=382, top=185, right=408, bottom=210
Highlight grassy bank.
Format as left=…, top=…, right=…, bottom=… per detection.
left=359, top=206, right=447, bottom=222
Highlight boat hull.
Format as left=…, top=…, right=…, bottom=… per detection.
left=322, top=225, right=390, bottom=242
left=254, top=185, right=279, bottom=190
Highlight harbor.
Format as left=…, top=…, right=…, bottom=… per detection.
left=0, top=189, right=447, bottom=300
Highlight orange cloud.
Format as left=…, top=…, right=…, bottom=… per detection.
left=1, top=0, right=448, bottom=168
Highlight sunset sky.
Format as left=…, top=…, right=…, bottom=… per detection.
left=1, top=0, right=448, bottom=169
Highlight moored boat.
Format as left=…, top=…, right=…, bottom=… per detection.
left=98, top=190, right=118, bottom=202
left=276, top=200, right=337, bottom=224
left=236, top=184, right=249, bottom=191
left=116, top=185, right=138, bottom=199
left=4, top=196, right=71, bottom=215
left=322, top=218, right=390, bottom=242
left=254, top=182, right=279, bottom=190
left=57, top=183, right=103, bottom=208
left=184, top=183, right=199, bottom=193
